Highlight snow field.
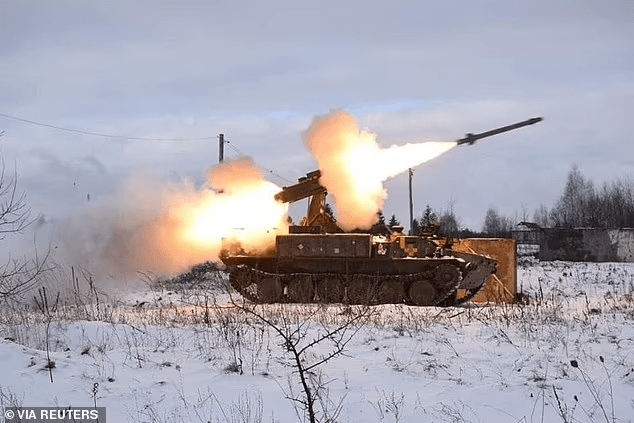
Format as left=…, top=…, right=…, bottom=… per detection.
left=1, top=261, right=633, bottom=422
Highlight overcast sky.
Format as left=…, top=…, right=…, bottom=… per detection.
left=1, top=0, right=633, bottom=257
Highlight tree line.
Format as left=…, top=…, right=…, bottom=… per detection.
left=534, top=164, right=634, bottom=229
left=388, top=164, right=634, bottom=238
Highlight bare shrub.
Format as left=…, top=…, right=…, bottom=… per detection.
left=1, top=159, right=51, bottom=303
left=232, top=299, right=373, bottom=423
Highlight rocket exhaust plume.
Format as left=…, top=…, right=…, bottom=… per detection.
left=63, top=158, right=288, bottom=276
left=303, top=110, right=455, bottom=230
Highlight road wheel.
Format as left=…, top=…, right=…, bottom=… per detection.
left=408, top=280, right=437, bottom=306
left=231, top=267, right=251, bottom=290
left=287, top=276, right=314, bottom=303
left=377, top=278, right=405, bottom=304
left=316, top=276, right=345, bottom=303
left=346, top=275, right=375, bottom=305
left=435, top=264, right=461, bottom=286
left=258, top=277, right=283, bottom=303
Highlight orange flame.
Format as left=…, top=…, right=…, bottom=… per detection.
left=65, top=158, right=288, bottom=275
left=304, top=111, right=455, bottom=230
left=175, top=159, right=288, bottom=254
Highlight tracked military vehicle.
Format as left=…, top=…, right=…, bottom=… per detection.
left=220, top=117, right=542, bottom=306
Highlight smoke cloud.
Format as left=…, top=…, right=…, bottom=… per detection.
left=60, top=158, right=288, bottom=276
left=303, top=110, right=455, bottom=230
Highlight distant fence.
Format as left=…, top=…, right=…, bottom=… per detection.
left=512, top=227, right=634, bottom=262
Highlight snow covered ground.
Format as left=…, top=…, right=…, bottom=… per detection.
left=1, top=260, right=633, bottom=422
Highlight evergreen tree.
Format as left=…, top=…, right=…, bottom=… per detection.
left=420, top=205, right=438, bottom=227
left=376, top=210, right=386, bottom=225
left=388, top=214, right=400, bottom=227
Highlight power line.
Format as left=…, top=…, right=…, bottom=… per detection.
left=0, top=112, right=216, bottom=141
left=225, top=140, right=244, bottom=156
left=263, top=168, right=293, bottom=184
left=223, top=138, right=293, bottom=184
left=0, top=111, right=295, bottom=184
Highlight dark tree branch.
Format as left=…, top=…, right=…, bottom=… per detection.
left=230, top=298, right=373, bottom=423
left=1, top=159, right=50, bottom=302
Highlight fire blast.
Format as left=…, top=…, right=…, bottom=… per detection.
left=64, top=158, right=288, bottom=275
left=303, top=110, right=455, bottom=230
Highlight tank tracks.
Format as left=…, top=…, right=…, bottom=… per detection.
left=439, top=253, right=496, bottom=306
left=439, top=279, right=488, bottom=306
left=228, top=264, right=462, bottom=306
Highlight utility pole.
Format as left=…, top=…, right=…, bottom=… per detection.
left=218, top=133, right=224, bottom=163
left=408, top=168, right=414, bottom=235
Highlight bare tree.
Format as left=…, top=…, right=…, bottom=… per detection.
left=533, top=203, right=552, bottom=228
left=483, top=208, right=501, bottom=236
left=482, top=207, right=513, bottom=237
left=439, top=199, right=460, bottom=238
left=232, top=298, right=373, bottom=423
left=0, top=163, right=32, bottom=236
left=544, top=165, right=634, bottom=229
left=602, top=176, right=634, bottom=228
left=1, top=156, right=49, bottom=302
left=550, top=164, right=595, bottom=227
